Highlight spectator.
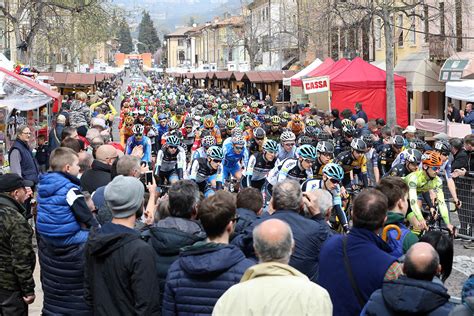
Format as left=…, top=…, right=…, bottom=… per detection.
left=450, top=138, right=469, bottom=174
left=78, top=151, right=93, bottom=179
left=84, top=175, right=160, bottom=315
left=447, top=103, right=462, bottom=123
left=302, top=188, right=334, bottom=226
left=449, top=274, right=474, bottom=315
left=8, top=125, right=40, bottom=184
left=61, top=126, right=79, bottom=140
left=330, top=109, right=342, bottom=131
left=353, top=102, right=368, bottom=122
left=0, top=174, right=36, bottom=315
left=318, top=189, right=401, bottom=316
left=420, top=231, right=453, bottom=283
left=35, top=134, right=49, bottom=172
left=269, top=180, right=331, bottom=281
left=355, top=118, right=370, bottom=137
left=162, top=191, right=253, bottom=315
left=233, top=187, right=263, bottom=237
left=363, top=242, right=453, bottom=315
left=461, top=102, right=474, bottom=128
left=276, top=88, right=283, bottom=102
left=61, top=137, right=83, bottom=153
left=80, top=144, right=117, bottom=193
left=376, top=177, right=418, bottom=258
left=144, top=180, right=206, bottom=304
left=69, top=91, right=91, bottom=137
left=214, top=219, right=333, bottom=316
left=341, top=108, right=353, bottom=119
left=402, top=125, right=417, bottom=143
left=48, top=114, right=66, bottom=152
left=466, top=134, right=474, bottom=175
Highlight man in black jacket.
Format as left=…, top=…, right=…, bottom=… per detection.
left=84, top=175, right=160, bottom=315
left=450, top=138, right=469, bottom=171
left=81, top=144, right=117, bottom=193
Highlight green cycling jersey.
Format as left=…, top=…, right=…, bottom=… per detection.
left=404, top=169, right=449, bottom=225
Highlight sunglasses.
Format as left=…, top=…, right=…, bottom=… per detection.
left=234, top=146, right=244, bottom=151
left=168, top=146, right=178, bottom=149
left=212, top=159, right=222, bottom=164
left=329, top=178, right=340, bottom=184
left=430, top=166, right=440, bottom=172
left=255, top=138, right=264, bottom=141
left=321, top=152, right=333, bottom=158
left=355, top=150, right=365, bottom=154
left=303, top=159, right=315, bottom=164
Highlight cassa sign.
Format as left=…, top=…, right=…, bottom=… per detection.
left=302, top=76, right=330, bottom=94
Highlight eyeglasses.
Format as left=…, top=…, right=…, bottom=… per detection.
left=212, top=159, right=222, bottom=164
left=234, top=146, right=244, bottom=151
left=329, top=178, right=340, bottom=184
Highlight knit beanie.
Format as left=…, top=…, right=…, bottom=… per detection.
left=104, top=175, right=144, bottom=218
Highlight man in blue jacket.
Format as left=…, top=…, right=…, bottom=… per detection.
left=318, top=188, right=402, bottom=316
left=162, top=190, right=254, bottom=315
left=362, top=242, right=454, bottom=315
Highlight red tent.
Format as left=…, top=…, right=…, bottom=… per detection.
left=310, top=58, right=350, bottom=78
left=291, top=58, right=335, bottom=87
left=329, top=57, right=408, bottom=127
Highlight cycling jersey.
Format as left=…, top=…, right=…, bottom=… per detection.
left=387, top=163, right=411, bottom=178
left=192, top=128, right=222, bottom=150
left=404, top=170, right=449, bottom=224
left=378, top=144, right=398, bottom=175
left=333, top=150, right=368, bottom=187
left=125, top=135, right=152, bottom=163
left=223, top=141, right=249, bottom=167
left=189, top=158, right=223, bottom=195
left=248, top=138, right=264, bottom=155
left=334, top=137, right=351, bottom=155
left=277, top=145, right=296, bottom=163
left=245, top=152, right=276, bottom=185
left=267, top=158, right=313, bottom=185
left=155, top=145, right=186, bottom=179
left=311, top=156, right=328, bottom=179
left=192, top=147, right=208, bottom=160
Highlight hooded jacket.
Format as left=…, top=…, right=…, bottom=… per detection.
left=363, top=276, right=453, bottom=316
left=84, top=223, right=160, bottom=316
left=213, top=262, right=333, bottom=316
left=162, top=242, right=253, bottom=316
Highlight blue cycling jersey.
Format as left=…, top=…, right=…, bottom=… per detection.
left=126, top=135, right=152, bottom=162
left=223, top=140, right=249, bottom=167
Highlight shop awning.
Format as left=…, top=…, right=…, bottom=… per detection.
left=231, top=72, right=244, bottom=81
left=439, top=52, right=474, bottom=81
left=193, top=72, right=208, bottom=79
left=446, top=80, right=474, bottom=102
left=394, top=52, right=445, bottom=92
left=214, top=71, right=232, bottom=80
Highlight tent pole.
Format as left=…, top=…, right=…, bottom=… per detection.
left=444, top=96, right=448, bottom=134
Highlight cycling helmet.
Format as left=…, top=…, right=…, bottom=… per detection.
left=305, top=126, right=320, bottom=138
left=297, top=136, right=314, bottom=146
left=217, top=118, right=226, bottom=129
left=158, top=113, right=167, bottom=121
left=316, top=141, right=335, bottom=154
left=280, top=118, right=288, bottom=127
left=226, top=118, right=237, bottom=129
left=138, top=109, right=146, bottom=116
left=292, top=115, right=302, bottom=123
left=133, top=124, right=144, bottom=135
left=220, top=103, right=228, bottom=110
left=271, top=115, right=281, bottom=125
left=323, top=163, right=344, bottom=181
left=306, top=119, right=317, bottom=127
left=176, top=108, right=184, bottom=115
left=203, top=116, right=215, bottom=128
left=362, top=134, right=374, bottom=147
left=251, top=101, right=258, bottom=108
left=421, top=150, right=443, bottom=167
left=342, top=125, right=356, bottom=137
left=351, top=138, right=367, bottom=151
left=392, top=135, right=405, bottom=148
left=251, top=119, right=261, bottom=128
left=254, top=127, right=266, bottom=139
left=280, top=131, right=296, bottom=142
left=297, top=144, right=317, bottom=160
left=166, top=135, right=180, bottom=146
left=282, top=111, right=290, bottom=120
left=184, top=119, right=193, bottom=128
left=144, top=116, right=153, bottom=125
left=405, top=148, right=423, bottom=164
left=232, top=135, right=245, bottom=145
left=207, top=146, right=224, bottom=160
left=434, top=140, right=451, bottom=155
left=168, top=120, right=179, bottom=130
left=409, top=138, right=426, bottom=151
left=263, top=139, right=279, bottom=153
left=341, top=118, right=355, bottom=127
left=201, top=135, right=216, bottom=148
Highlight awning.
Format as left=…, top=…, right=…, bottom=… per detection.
left=394, top=52, right=445, bottom=92
left=371, top=60, right=386, bottom=71
left=243, top=72, right=263, bottom=83
left=231, top=72, right=244, bottom=81
left=439, top=52, right=474, bottom=81
left=283, top=58, right=322, bottom=86
left=193, top=72, right=208, bottom=79
left=446, top=80, right=474, bottom=102
left=214, top=71, right=232, bottom=80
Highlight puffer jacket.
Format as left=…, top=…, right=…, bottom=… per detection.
left=38, top=235, right=91, bottom=315
left=37, top=172, right=81, bottom=238
left=69, top=100, right=90, bottom=128
left=162, top=242, right=254, bottom=315
left=143, top=217, right=206, bottom=304
left=363, top=276, right=453, bottom=316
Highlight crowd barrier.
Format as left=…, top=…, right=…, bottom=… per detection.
left=443, top=176, right=474, bottom=239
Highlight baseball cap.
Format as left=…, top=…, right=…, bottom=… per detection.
left=0, top=174, right=34, bottom=192
left=403, top=125, right=417, bottom=134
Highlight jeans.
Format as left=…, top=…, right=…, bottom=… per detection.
left=0, top=288, right=27, bottom=316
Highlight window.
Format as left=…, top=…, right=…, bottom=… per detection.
left=375, top=19, right=382, bottom=49
left=409, top=14, right=416, bottom=44
left=178, top=39, right=185, bottom=47
left=262, top=35, right=269, bottom=52
left=397, top=14, right=404, bottom=47
left=178, top=51, right=185, bottom=62
left=228, top=48, right=233, bottom=61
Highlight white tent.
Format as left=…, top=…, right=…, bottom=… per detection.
left=446, top=80, right=474, bottom=102
left=283, top=58, right=322, bottom=86
left=0, top=53, right=14, bottom=71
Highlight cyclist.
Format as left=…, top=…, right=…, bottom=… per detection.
left=434, top=140, right=462, bottom=210
left=160, top=120, right=180, bottom=146
left=302, top=162, right=347, bottom=232
left=312, top=141, right=334, bottom=179
left=266, top=116, right=282, bottom=141
left=223, top=118, right=237, bottom=141
left=387, top=148, right=422, bottom=177
left=189, top=146, right=224, bottom=197
left=192, top=135, right=216, bottom=160
left=193, top=115, right=222, bottom=150
left=155, top=135, right=186, bottom=187
left=378, top=134, right=404, bottom=175
left=242, top=139, right=279, bottom=191
left=362, top=134, right=380, bottom=185
left=334, top=125, right=355, bottom=155
left=404, top=150, right=454, bottom=235
left=222, top=134, right=249, bottom=188
left=277, top=130, right=297, bottom=162
left=125, top=124, right=152, bottom=164
left=333, top=138, right=368, bottom=189
left=268, top=144, right=316, bottom=186
left=248, top=127, right=266, bottom=155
